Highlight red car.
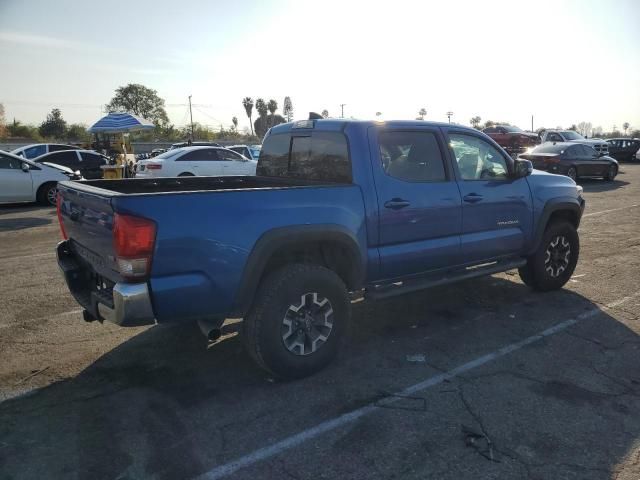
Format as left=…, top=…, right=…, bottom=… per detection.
left=483, top=125, right=540, bottom=151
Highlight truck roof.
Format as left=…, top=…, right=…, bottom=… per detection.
left=269, top=119, right=473, bottom=135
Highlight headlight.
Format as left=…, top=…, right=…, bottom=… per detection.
left=576, top=185, right=583, bottom=196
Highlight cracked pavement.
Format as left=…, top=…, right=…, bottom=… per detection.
left=1, top=165, right=640, bottom=480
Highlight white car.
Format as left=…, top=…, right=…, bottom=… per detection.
left=0, top=150, right=78, bottom=206
left=136, top=146, right=257, bottom=178
left=11, top=143, right=81, bottom=159
left=540, top=130, right=609, bottom=155
left=227, top=144, right=262, bottom=161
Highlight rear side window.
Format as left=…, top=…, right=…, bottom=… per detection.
left=80, top=152, right=105, bottom=165
left=379, top=131, right=446, bottom=182
left=180, top=149, right=220, bottom=161
left=42, top=151, right=79, bottom=168
left=24, top=145, right=47, bottom=158
left=257, top=131, right=351, bottom=183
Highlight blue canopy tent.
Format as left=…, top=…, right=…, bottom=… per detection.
left=88, top=113, right=155, bottom=179
left=88, top=112, right=155, bottom=133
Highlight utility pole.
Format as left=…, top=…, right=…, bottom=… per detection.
left=188, top=95, right=194, bottom=140
left=531, top=115, right=534, bottom=132
left=340, top=103, right=346, bottom=118
left=447, top=111, right=453, bottom=123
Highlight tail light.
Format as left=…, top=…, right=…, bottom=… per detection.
left=145, top=163, right=162, bottom=170
left=113, top=213, right=156, bottom=281
left=56, top=192, right=68, bottom=240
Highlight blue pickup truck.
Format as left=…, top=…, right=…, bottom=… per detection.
left=56, top=119, right=585, bottom=378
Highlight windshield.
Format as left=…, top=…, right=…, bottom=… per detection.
left=503, top=126, right=523, bottom=133
left=562, top=131, right=584, bottom=140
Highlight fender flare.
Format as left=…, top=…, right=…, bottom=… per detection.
left=527, top=199, right=584, bottom=255
left=232, top=224, right=365, bottom=316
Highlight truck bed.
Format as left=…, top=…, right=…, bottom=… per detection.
left=69, top=175, right=331, bottom=195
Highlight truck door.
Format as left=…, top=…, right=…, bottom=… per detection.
left=445, top=130, right=533, bottom=264
left=370, top=126, right=463, bottom=279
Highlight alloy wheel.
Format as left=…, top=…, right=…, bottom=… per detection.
left=545, top=235, right=571, bottom=278
left=281, top=292, right=334, bottom=356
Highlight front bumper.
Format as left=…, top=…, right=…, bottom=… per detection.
left=56, top=241, right=156, bottom=326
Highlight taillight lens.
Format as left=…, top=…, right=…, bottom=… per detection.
left=145, top=163, right=162, bottom=170
left=113, top=213, right=156, bottom=280
left=56, top=192, right=68, bottom=240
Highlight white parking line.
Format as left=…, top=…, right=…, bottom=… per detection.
left=583, top=204, right=639, bottom=218
left=194, top=291, right=640, bottom=480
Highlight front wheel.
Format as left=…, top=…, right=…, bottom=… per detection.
left=37, top=183, right=58, bottom=206
left=518, top=221, right=579, bottom=291
left=604, top=164, right=617, bottom=181
left=241, top=264, right=350, bottom=379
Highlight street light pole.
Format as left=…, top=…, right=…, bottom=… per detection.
left=340, top=103, right=346, bottom=118
left=188, top=95, right=194, bottom=140
left=447, top=111, right=453, bottom=123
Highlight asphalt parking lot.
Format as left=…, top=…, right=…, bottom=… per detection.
left=1, top=166, right=639, bottom=480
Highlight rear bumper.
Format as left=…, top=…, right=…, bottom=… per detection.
left=56, top=240, right=156, bottom=326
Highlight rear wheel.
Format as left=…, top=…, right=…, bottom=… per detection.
left=241, top=264, right=350, bottom=379
left=518, top=221, right=579, bottom=291
left=566, top=167, right=577, bottom=181
left=604, top=164, right=617, bottom=181
left=37, top=182, right=58, bottom=206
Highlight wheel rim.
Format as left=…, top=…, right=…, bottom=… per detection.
left=568, top=168, right=576, bottom=180
left=46, top=187, right=57, bottom=205
left=281, top=292, right=334, bottom=356
left=545, top=235, right=571, bottom=278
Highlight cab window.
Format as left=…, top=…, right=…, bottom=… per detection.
left=449, top=133, right=509, bottom=180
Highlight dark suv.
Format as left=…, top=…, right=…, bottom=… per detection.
left=34, top=150, right=108, bottom=179
left=607, top=138, right=640, bottom=162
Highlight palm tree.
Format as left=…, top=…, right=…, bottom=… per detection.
left=623, top=122, right=630, bottom=136
left=470, top=116, right=482, bottom=129
left=255, top=98, right=268, bottom=118
left=242, top=97, right=254, bottom=135
left=267, top=100, right=278, bottom=128
left=232, top=116, right=238, bottom=131
left=418, top=108, right=427, bottom=120
left=321, top=109, right=329, bottom=118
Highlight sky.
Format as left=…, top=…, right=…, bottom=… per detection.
left=1, top=0, right=639, bottom=133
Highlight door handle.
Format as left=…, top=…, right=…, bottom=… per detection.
left=463, top=193, right=483, bottom=203
left=384, top=198, right=411, bottom=210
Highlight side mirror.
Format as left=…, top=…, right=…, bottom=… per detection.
left=513, top=159, right=532, bottom=178
left=21, top=163, right=30, bottom=172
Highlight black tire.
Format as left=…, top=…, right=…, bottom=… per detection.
left=567, top=167, right=577, bottom=181
left=241, top=264, right=350, bottom=379
left=178, top=172, right=195, bottom=177
left=519, top=221, right=579, bottom=292
left=37, top=182, right=58, bottom=206
left=604, top=164, right=617, bottom=181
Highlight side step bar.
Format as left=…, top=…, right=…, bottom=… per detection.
left=366, top=258, right=527, bottom=301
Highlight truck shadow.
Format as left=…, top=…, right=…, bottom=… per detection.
left=0, top=217, right=52, bottom=231
left=1, top=276, right=639, bottom=479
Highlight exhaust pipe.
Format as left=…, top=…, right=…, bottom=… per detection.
left=198, top=319, right=222, bottom=342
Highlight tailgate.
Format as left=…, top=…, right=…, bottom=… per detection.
left=57, top=182, right=119, bottom=280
